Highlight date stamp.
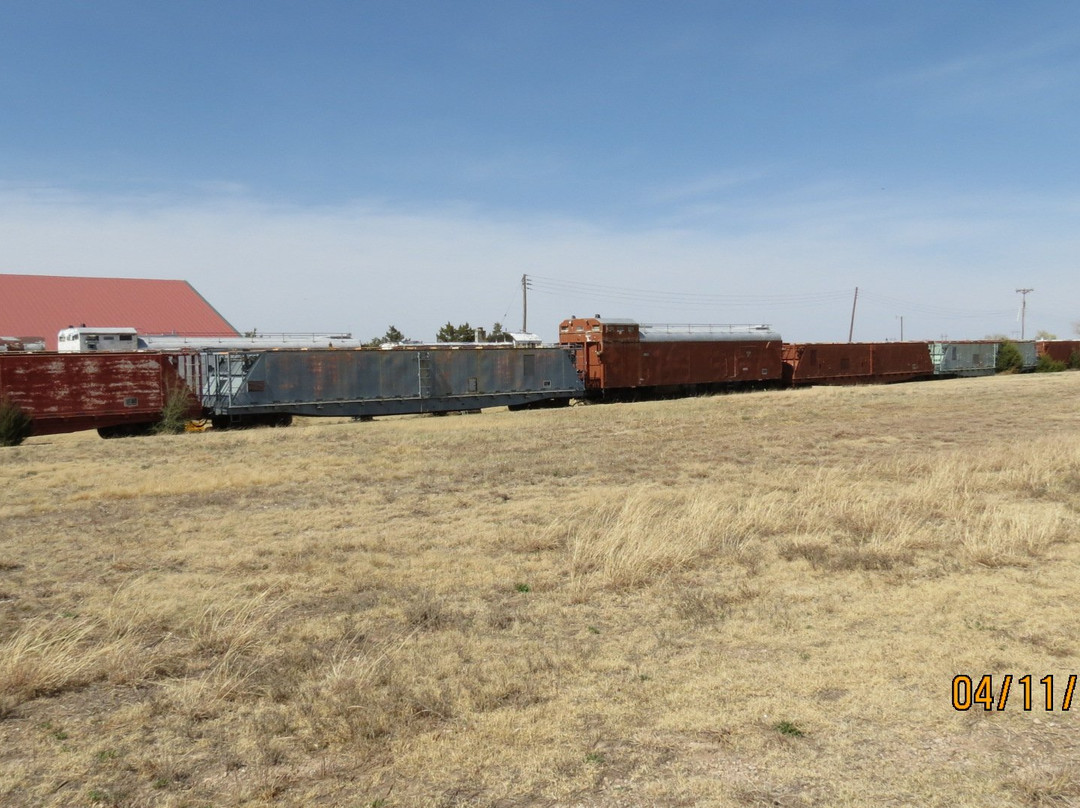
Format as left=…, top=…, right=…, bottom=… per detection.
left=953, top=674, right=1077, bottom=711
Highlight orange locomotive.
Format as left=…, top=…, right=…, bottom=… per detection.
left=558, top=316, right=784, bottom=397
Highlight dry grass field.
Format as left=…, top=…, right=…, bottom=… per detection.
left=2, top=371, right=1080, bottom=807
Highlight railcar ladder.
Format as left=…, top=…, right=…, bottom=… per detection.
left=416, top=352, right=432, bottom=410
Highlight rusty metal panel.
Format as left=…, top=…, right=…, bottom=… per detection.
left=869, top=342, right=935, bottom=381
left=638, top=339, right=782, bottom=386
left=1037, top=340, right=1080, bottom=363
left=0, top=352, right=198, bottom=436
left=560, top=316, right=781, bottom=392
left=783, top=343, right=873, bottom=385
left=783, top=343, right=934, bottom=385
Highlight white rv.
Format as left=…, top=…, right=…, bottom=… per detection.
left=57, top=326, right=139, bottom=352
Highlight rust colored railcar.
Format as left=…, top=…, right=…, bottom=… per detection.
left=558, top=317, right=783, bottom=395
left=1037, top=340, right=1080, bottom=365
left=0, top=352, right=201, bottom=437
left=783, top=342, right=934, bottom=385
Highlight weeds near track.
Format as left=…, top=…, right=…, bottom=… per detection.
left=0, top=395, right=33, bottom=446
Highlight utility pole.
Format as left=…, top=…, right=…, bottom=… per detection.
left=896, top=315, right=904, bottom=341
left=848, top=287, right=859, bottom=343
left=1016, top=288, right=1033, bottom=339
left=522, top=274, right=530, bottom=333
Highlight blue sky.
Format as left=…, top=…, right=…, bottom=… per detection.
left=2, top=1, right=1078, bottom=342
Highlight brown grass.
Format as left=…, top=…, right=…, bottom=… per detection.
left=1, top=370, right=1080, bottom=806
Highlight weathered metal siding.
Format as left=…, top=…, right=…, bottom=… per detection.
left=0, top=352, right=199, bottom=435
left=783, top=343, right=934, bottom=386
left=1037, top=340, right=1080, bottom=364
left=870, top=342, right=935, bottom=381
left=559, top=316, right=782, bottom=392
left=636, top=339, right=782, bottom=387
left=1014, top=341, right=1038, bottom=370
left=930, top=342, right=999, bottom=376
left=578, top=339, right=783, bottom=391
left=202, top=345, right=583, bottom=418
left=783, top=343, right=873, bottom=385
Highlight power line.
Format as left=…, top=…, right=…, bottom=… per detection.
left=527, top=274, right=851, bottom=309
left=526, top=275, right=1018, bottom=320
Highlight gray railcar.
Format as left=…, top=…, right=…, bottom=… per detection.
left=197, top=344, right=583, bottom=423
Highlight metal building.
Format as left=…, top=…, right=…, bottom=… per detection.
left=0, top=274, right=238, bottom=350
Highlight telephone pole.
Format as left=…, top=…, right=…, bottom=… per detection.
left=847, top=287, right=859, bottom=343
left=1016, top=288, right=1033, bottom=339
left=522, top=274, right=530, bottom=333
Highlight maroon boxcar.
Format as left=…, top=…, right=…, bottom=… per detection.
left=558, top=317, right=783, bottom=395
left=1037, top=340, right=1080, bottom=365
left=0, top=352, right=201, bottom=437
left=783, top=342, right=934, bottom=385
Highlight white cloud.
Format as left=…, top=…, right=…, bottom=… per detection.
left=0, top=183, right=1077, bottom=344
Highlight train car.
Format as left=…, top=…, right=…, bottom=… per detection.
left=198, top=343, right=583, bottom=426
left=1013, top=341, right=1038, bottom=371
left=783, top=342, right=934, bottom=385
left=558, top=317, right=783, bottom=396
left=0, top=352, right=202, bottom=437
left=0, top=336, right=46, bottom=352
left=1037, top=340, right=1080, bottom=365
left=930, top=341, right=999, bottom=377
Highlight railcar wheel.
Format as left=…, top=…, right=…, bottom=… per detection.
left=97, top=422, right=155, bottom=439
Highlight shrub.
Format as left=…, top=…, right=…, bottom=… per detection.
left=1070, top=350, right=1080, bottom=370
left=153, top=387, right=195, bottom=435
left=996, top=340, right=1024, bottom=373
left=1035, top=354, right=1067, bottom=373
left=0, top=396, right=33, bottom=447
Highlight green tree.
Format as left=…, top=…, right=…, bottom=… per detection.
left=995, top=339, right=1024, bottom=373
left=486, top=322, right=514, bottom=343
left=1035, top=354, right=1067, bottom=373
left=0, top=396, right=33, bottom=447
left=1035, top=329, right=1057, bottom=340
left=436, top=321, right=517, bottom=343
left=436, top=322, right=475, bottom=342
left=367, top=325, right=407, bottom=346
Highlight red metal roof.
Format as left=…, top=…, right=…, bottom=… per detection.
left=0, top=274, right=238, bottom=350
